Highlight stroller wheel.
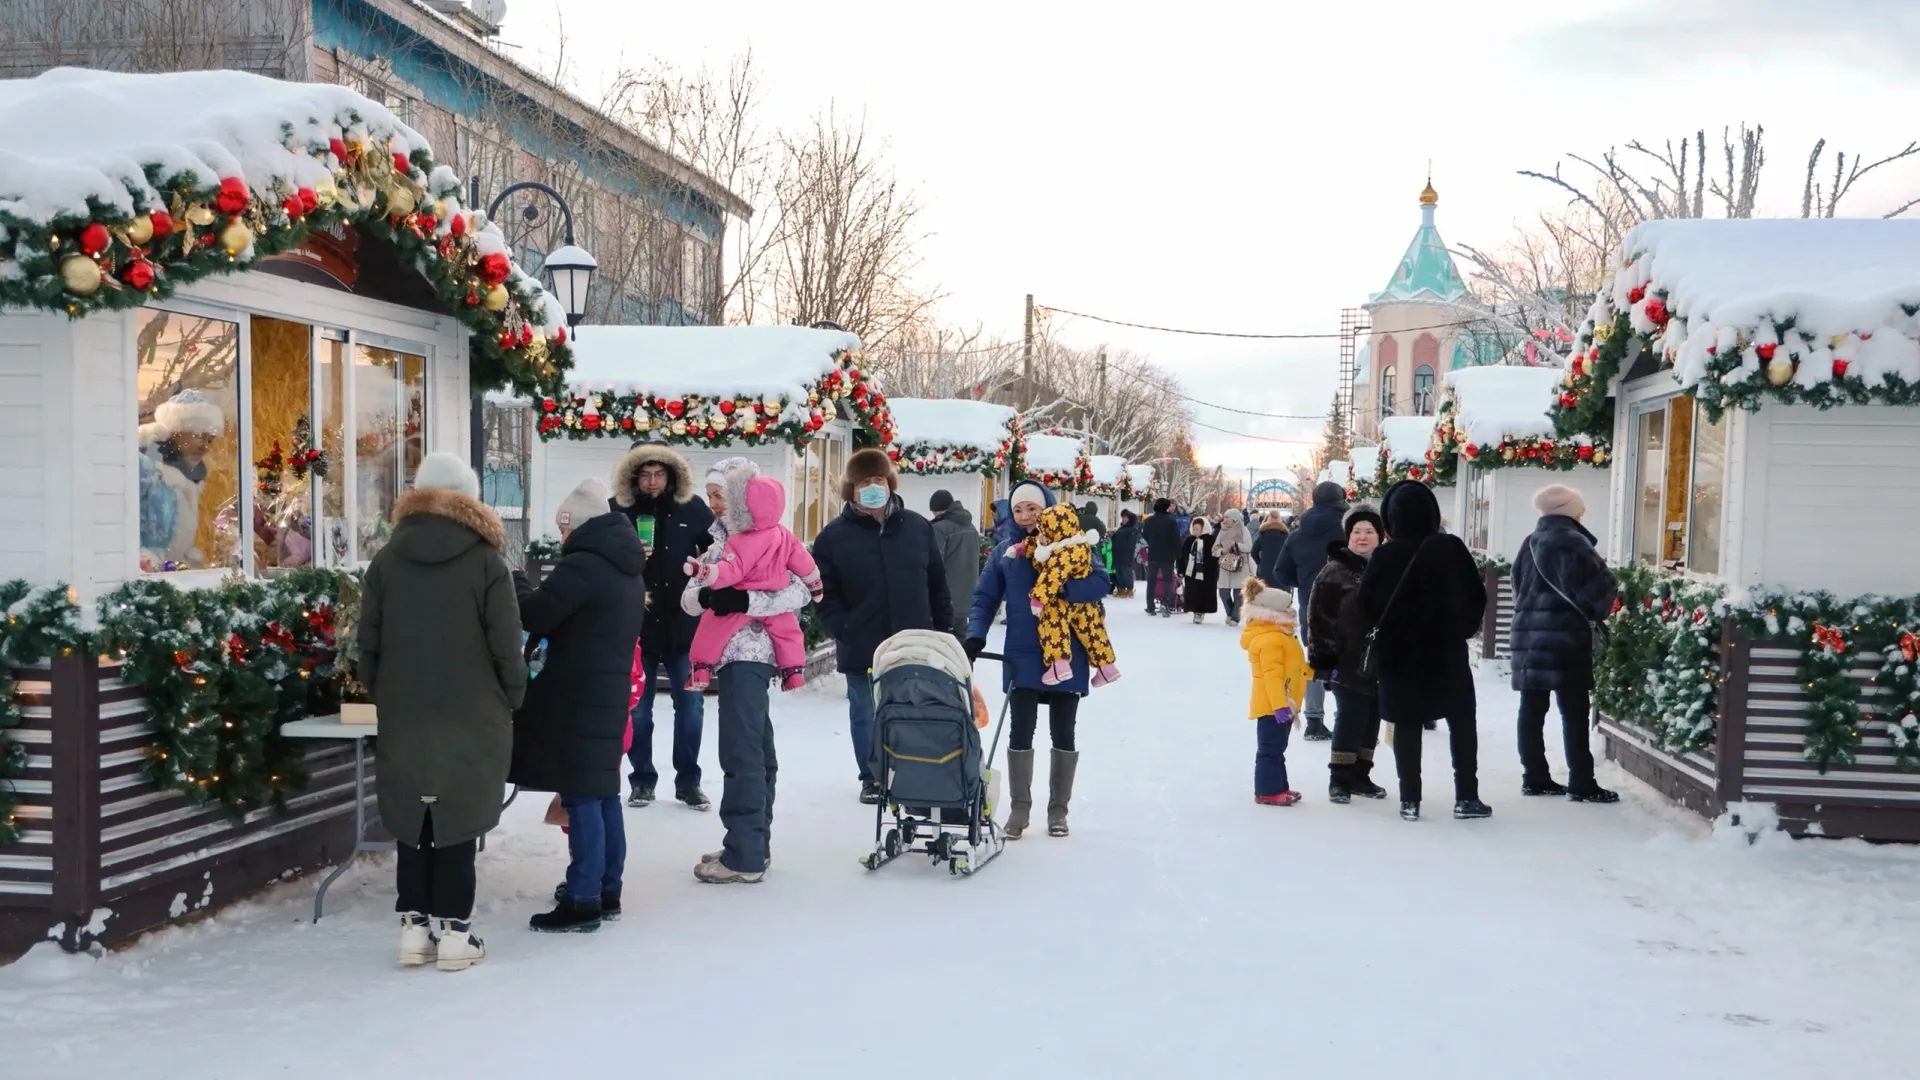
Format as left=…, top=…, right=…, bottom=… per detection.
left=884, top=828, right=901, bottom=858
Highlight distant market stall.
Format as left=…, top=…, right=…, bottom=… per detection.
left=1014, top=431, right=1093, bottom=493
left=508, top=325, right=890, bottom=543
left=884, top=396, right=1015, bottom=520
left=0, top=68, right=574, bottom=956
left=1085, top=454, right=1133, bottom=521
left=1356, top=415, right=1455, bottom=532
left=1568, top=219, right=1920, bottom=841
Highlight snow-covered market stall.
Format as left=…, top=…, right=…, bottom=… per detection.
left=1085, top=454, right=1133, bottom=522
left=884, top=397, right=1015, bottom=521
left=1013, top=431, right=1093, bottom=493
left=512, top=325, right=892, bottom=546
left=1124, top=464, right=1155, bottom=518
left=0, top=68, right=576, bottom=955
left=1563, top=218, right=1920, bottom=841
left=1424, top=364, right=1614, bottom=660
left=1356, top=415, right=1456, bottom=532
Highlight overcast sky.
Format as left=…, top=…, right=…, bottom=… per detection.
left=505, top=0, right=1920, bottom=472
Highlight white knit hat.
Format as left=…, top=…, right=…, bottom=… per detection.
left=1247, top=581, right=1294, bottom=615
left=556, top=477, right=610, bottom=531
left=413, top=452, right=480, bottom=499
left=154, top=389, right=225, bottom=437
left=1009, top=481, right=1048, bottom=509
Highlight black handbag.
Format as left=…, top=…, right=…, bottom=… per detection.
left=1359, top=540, right=1427, bottom=680
left=1527, top=536, right=1609, bottom=659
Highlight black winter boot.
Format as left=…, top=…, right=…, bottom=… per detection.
left=553, top=882, right=623, bottom=921
left=1453, top=798, right=1493, bottom=820
left=530, top=895, right=603, bottom=933
left=1522, top=778, right=1568, bottom=797
left=1400, top=801, right=1420, bottom=822
left=1303, top=719, right=1333, bottom=742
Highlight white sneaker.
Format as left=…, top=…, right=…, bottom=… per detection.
left=398, top=912, right=434, bottom=967
left=435, top=917, right=487, bottom=971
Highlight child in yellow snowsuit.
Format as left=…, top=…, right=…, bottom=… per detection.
left=1029, top=502, right=1120, bottom=687
left=1240, top=578, right=1312, bottom=805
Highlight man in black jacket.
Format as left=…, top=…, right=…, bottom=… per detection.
left=511, top=479, right=647, bottom=932
left=813, top=448, right=955, bottom=803
left=1273, top=482, right=1349, bottom=739
left=1139, top=498, right=1182, bottom=616
left=609, top=443, right=715, bottom=810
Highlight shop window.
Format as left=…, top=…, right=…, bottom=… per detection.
left=1632, top=406, right=1666, bottom=567
left=1412, top=364, right=1436, bottom=415
left=250, top=317, right=318, bottom=571
left=1465, top=465, right=1490, bottom=551
left=1379, top=366, right=1397, bottom=419
left=317, top=337, right=350, bottom=566
left=137, top=310, right=242, bottom=574
left=1629, top=395, right=1727, bottom=573
left=1688, top=408, right=1727, bottom=575
left=353, top=345, right=427, bottom=560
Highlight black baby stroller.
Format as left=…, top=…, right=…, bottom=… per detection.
left=861, top=629, right=1008, bottom=877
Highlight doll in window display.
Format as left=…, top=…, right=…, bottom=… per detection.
left=138, top=389, right=226, bottom=572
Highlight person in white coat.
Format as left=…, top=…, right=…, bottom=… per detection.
left=1215, top=509, right=1254, bottom=626
left=139, top=389, right=226, bottom=571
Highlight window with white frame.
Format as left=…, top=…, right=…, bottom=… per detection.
left=1412, top=364, right=1436, bottom=415
left=1627, top=394, right=1725, bottom=573
left=136, top=306, right=430, bottom=577
left=1379, top=366, right=1397, bottom=419
left=1464, top=465, right=1490, bottom=552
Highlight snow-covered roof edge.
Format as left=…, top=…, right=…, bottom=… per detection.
left=887, top=397, right=1018, bottom=452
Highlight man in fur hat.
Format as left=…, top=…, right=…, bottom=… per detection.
left=609, top=442, right=717, bottom=811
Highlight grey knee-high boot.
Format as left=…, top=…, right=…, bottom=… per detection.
left=1005, top=749, right=1036, bottom=840
left=1047, top=749, right=1080, bottom=837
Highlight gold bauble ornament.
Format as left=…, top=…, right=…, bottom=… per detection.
left=1592, top=450, right=1608, bottom=465
left=636, top=417, right=653, bottom=431
left=671, top=420, right=688, bottom=436
left=126, top=214, right=155, bottom=246
left=1593, top=322, right=1614, bottom=343
left=60, top=254, right=103, bottom=295
left=1766, top=357, right=1794, bottom=386
left=433, top=199, right=448, bottom=220
left=482, top=284, right=510, bottom=311
left=1502, top=447, right=1516, bottom=461
left=525, top=336, right=548, bottom=363
left=312, top=175, right=339, bottom=208
left=384, top=182, right=418, bottom=217
left=762, top=395, right=782, bottom=412
left=186, top=205, right=216, bottom=227
left=220, top=219, right=253, bottom=255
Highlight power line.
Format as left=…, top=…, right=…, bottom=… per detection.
left=1034, top=303, right=1489, bottom=341
left=1101, top=363, right=1330, bottom=419
left=1183, top=415, right=1323, bottom=445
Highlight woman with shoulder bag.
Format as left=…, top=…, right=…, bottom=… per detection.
left=1509, top=484, right=1620, bottom=803
left=1356, top=481, right=1489, bottom=822
left=1215, top=509, right=1253, bottom=626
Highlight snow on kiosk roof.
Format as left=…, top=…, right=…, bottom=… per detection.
left=1431, top=364, right=1611, bottom=478
left=529, top=325, right=896, bottom=449
left=1557, top=218, right=1920, bottom=437
left=1017, top=432, right=1091, bottom=493
left=887, top=397, right=1017, bottom=475
left=1087, top=454, right=1129, bottom=496
left=1377, top=415, right=1438, bottom=464
left=0, top=67, right=570, bottom=394
left=1126, top=464, right=1155, bottom=493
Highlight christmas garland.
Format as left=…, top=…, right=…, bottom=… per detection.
left=1012, top=430, right=1093, bottom=493
left=1592, top=566, right=1728, bottom=755
left=1429, top=393, right=1612, bottom=486
left=525, top=535, right=565, bottom=562
left=1880, top=630, right=1920, bottom=769
left=1470, top=550, right=1512, bottom=576
left=0, top=109, right=571, bottom=396
left=535, top=351, right=896, bottom=450
left=1548, top=311, right=1630, bottom=444
left=0, top=583, right=89, bottom=844
left=892, top=438, right=1011, bottom=476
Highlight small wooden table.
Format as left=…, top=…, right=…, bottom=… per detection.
left=279, top=717, right=389, bottom=923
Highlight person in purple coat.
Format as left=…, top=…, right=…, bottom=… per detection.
left=964, top=481, right=1111, bottom=840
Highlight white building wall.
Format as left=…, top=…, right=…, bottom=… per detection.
left=1745, top=404, right=1920, bottom=595
left=73, top=311, right=135, bottom=608
left=1488, top=467, right=1613, bottom=562
left=0, top=312, right=67, bottom=589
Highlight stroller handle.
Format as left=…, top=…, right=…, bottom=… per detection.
left=975, top=650, right=1005, bottom=662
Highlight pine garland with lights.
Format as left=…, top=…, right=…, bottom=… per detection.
left=1429, top=393, right=1612, bottom=485
left=1011, top=429, right=1093, bottom=493
left=0, top=112, right=572, bottom=396
left=1878, top=629, right=1920, bottom=769
left=0, top=582, right=88, bottom=844
left=892, top=433, right=1011, bottom=476
left=1548, top=310, right=1629, bottom=444
left=1592, top=566, right=1728, bottom=755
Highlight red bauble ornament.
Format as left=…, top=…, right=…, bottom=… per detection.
left=283, top=195, right=305, bottom=219
left=450, top=214, right=467, bottom=238
left=541, top=398, right=557, bottom=413
left=1559, top=392, right=1576, bottom=408
left=520, top=324, right=535, bottom=346
left=719, top=399, right=736, bottom=415
left=328, top=138, right=348, bottom=161
left=79, top=222, right=110, bottom=255
left=553, top=326, right=566, bottom=346
left=887, top=447, right=902, bottom=461
left=1462, top=443, right=1478, bottom=459
left=122, top=259, right=155, bottom=290
left=1833, top=358, right=1851, bottom=378
left=1576, top=445, right=1595, bottom=462
left=172, top=649, right=192, bottom=667
left=583, top=414, right=602, bottom=431
left=1644, top=297, right=1670, bottom=326
left=477, top=252, right=511, bottom=285
left=1756, top=342, right=1777, bottom=361
left=1627, top=284, right=1646, bottom=304
left=498, top=331, right=516, bottom=350
left=619, top=417, right=634, bottom=430
left=216, top=176, right=250, bottom=214
left=665, top=400, right=685, bottom=418
left=298, top=188, right=318, bottom=215
left=148, top=210, right=173, bottom=238
left=393, top=151, right=412, bottom=174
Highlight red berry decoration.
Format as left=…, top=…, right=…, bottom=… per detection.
left=149, top=210, right=173, bottom=238
left=1644, top=297, right=1670, bottom=326
left=216, top=176, right=250, bottom=214
left=1833, top=358, right=1851, bottom=378
left=498, top=331, right=515, bottom=350
left=520, top=324, right=535, bottom=346
left=539, top=415, right=559, bottom=435
left=477, top=252, right=511, bottom=285
left=1627, top=284, right=1646, bottom=304
left=416, top=213, right=437, bottom=234
left=1756, top=342, right=1777, bottom=361
left=122, top=259, right=155, bottom=290
left=393, top=151, right=411, bottom=174
left=79, top=222, right=110, bottom=255
left=450, top=214, right=467, bottom=238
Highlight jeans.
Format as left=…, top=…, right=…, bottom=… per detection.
left=1008, top=689, right=1080, bottom=751
left=717, top=661, right=778, bottom=873
left=394, top=809, right=476, bottom=920
left=1518, top=687, right=1596, bottom=790
left=562, top=794, right=626, bottom=901
left=1302, top=679, right=1326, bottom=725
left=1329, top=687, right=1382, bottom=785
left=1255, top=712, right=1293, bottom=796
left=628, top=651, right=704, bottom=793
left=1218, top=588, right=1242, bottom=622
left=1146, top=562, right=1178, bottom=613
left=846, top=671, right=877, bottom=784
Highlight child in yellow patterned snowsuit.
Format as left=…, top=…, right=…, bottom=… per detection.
left=1029, top=502, right=1121, bottom=687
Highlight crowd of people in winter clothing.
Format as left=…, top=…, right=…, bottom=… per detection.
left=352, top=426, right=1618, bottom=970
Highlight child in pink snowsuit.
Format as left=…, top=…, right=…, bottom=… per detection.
left=686, top=474, right=822, bottom=691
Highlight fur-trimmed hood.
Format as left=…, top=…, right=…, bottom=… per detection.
left=707, top=456, right=762, bottom=537
left=388, top=487, right=506, bottom=562
left=1260, top=519, right=1290, bottom=533
left=612, top=443, right=696, bottom=507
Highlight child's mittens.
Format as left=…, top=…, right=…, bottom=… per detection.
left=1029, top=597, right=1045, bottom=616
left=684, top=556, right=703, bottom=577
left=1274, top=707, right=1294, bottom=728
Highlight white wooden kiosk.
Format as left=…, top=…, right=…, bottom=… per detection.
left=1016, top=432, right=1091, bottom=494
left=0, top=69, right=572, bottom=954
left=1376, top=415, right=1457, bottom=532
left=1124, top=464, right=1155, bottom=519
left=885, top=397, right=1016, bottom=522
left=1572, top=218, right=1920, bottom=840
left=1086, top=454, right=1131, bottom=522
left=510, top=325, right=888, bottom=547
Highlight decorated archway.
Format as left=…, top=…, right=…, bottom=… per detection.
left=1249, top=478, right=1298, bottom=506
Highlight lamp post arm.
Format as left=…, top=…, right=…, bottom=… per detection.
left=485, top=181, right=577, bottom=246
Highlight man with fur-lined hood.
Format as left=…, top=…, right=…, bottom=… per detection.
left=608, top=442, right=717, bottom=810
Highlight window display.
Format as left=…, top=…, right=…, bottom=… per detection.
left=1629, top=395, right=1726, bottom=574
left=137, top=310, right=241, bottom=574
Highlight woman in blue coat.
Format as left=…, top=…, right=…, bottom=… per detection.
left=965, top=481, right=1111, bottom=839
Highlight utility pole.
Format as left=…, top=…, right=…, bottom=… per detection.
left=1022, top=294, right=1035, bottom=409
left=1093, top=347, right=1107, bottom=428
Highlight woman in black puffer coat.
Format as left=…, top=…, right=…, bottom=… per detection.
left=1306, top=506, right=1387, bottom=802
left=1509, top=483, right=1619, bottom=804
left=1356, top=481, right=1489, bottom=822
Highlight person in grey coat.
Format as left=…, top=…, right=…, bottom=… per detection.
left=928, top=490, right=982, bottom=637
left=358, top=452, right=526, bottom=971
left=1509, top=484, right=1620, bottom=804
left=1214, top=508, right=1253, bottom=625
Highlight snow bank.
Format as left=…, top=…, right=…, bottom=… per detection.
left=553, top=325, right=863, bottom=398
left=1088, top=454, right=1127, bottom=487
left=1378, top=415, right=1438, bottom=464
left=1442, top=365, right=1565, bottom=445
left=886, top=397, right=1015, bottom=451
left=1021, top=433, right=1083, bottom=472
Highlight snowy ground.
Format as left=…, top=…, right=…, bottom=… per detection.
left=7, top=604, right=1920, bottom=1079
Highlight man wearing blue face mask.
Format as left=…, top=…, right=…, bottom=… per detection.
left=812, top=446, right=956, bottom=804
